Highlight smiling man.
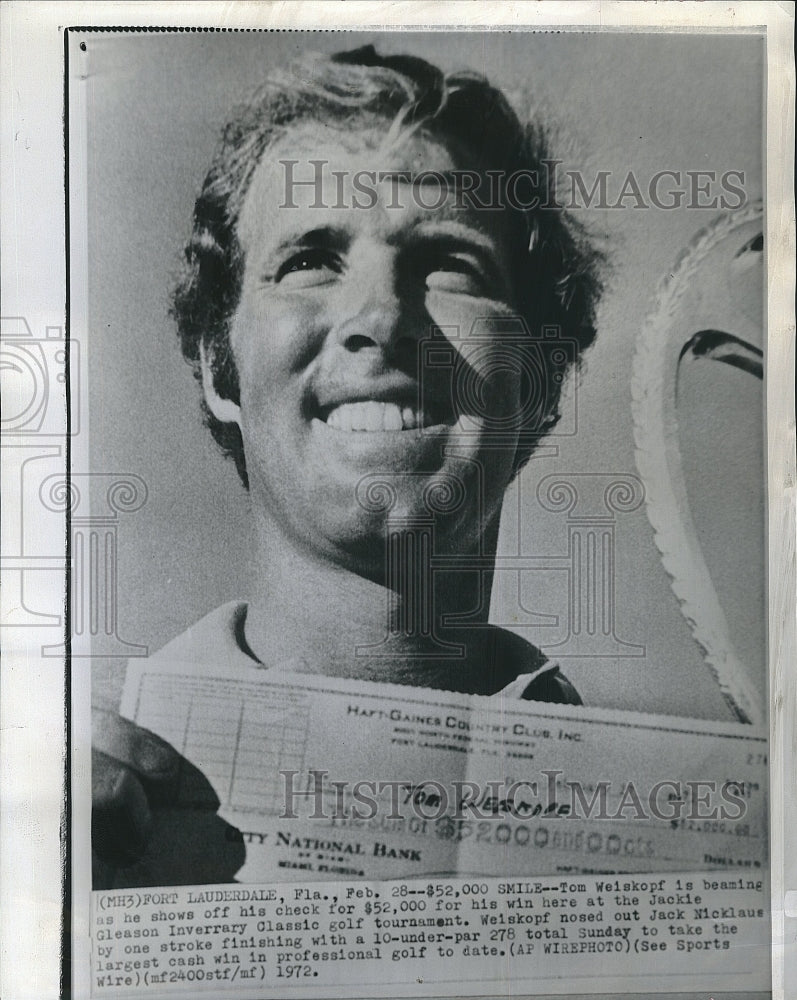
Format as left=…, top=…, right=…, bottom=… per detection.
left=93, top=45, right=603, bottom=876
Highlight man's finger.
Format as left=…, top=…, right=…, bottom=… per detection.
left=92, top=707, right=180, bottom=795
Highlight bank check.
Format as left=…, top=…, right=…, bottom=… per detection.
left=120, top=660, right=767, bottom=885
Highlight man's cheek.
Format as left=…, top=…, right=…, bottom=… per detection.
left=238, top=398, right=284, bottom=453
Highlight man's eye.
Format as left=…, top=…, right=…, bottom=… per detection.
left=275, top=249, right=342, bottom=285
left=424, top=255, right=487, bottom=296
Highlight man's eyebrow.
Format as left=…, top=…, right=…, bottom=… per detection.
left=411, top=219, right=502, bottom=255
left=270, top=226, right=350, bottom=257
left=410, top=219, right=512, bottom=293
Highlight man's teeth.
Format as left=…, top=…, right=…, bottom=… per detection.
left=325, top=401, right=423, bottom=432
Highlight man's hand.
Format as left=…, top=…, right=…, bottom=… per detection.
left=92, top=707, right=181, bottom=868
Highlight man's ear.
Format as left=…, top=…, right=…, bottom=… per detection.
left=199, top=344, right=241, bottom=426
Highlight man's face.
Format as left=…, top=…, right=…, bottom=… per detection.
left=206, top=123, right=525, bottom=569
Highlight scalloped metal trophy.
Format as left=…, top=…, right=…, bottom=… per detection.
left=632, top=203, right=765, bottom=726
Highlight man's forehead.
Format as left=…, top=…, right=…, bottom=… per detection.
left=237, top=123, right=514, bottom=253
left=242, top=125, right=458, bottom=212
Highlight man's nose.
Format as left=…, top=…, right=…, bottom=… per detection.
left=332, top=254, right=420, bottom=359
